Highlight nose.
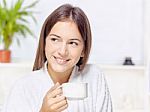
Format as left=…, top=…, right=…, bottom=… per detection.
left=58, top=43, right=68, bottom=57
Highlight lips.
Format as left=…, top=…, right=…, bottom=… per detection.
left=53, top=56, right=70, bottom=65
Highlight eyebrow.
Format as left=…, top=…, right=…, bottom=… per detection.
left=49, top=34, right=82, bottom=42
left=49, top=34, right=61, bottom=38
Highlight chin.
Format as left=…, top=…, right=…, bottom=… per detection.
left=51, top=65, right=68, bottom=73
left=53, top=68, right=68, bottom=73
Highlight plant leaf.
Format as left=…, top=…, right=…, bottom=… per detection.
left=16, top=37, right=21, bottom=46
left=13, top=0, right=23, bottom=14
left=19, top=17, right=29, bottom=23
left=0, top=0, right=38, bottom=50
left=23, top=0, right=38, bottom=10
left=2, top=0, right=7, bottom=8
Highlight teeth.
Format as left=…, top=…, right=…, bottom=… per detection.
left=56, top=58, right=67, bottom=64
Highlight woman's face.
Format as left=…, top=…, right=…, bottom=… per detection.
left=45, top=21, right=84, bottom=73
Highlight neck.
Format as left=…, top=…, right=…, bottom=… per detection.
left=47, top=64, right=73, bottom=84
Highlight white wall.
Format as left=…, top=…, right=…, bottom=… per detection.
left=1, top=0, right=144, bottom=65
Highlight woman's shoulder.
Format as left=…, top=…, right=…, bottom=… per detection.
left=83, top=64, right=102, bottom=73
left=20, top=69, right=44, bottom=79
left=13, top=69, right=46, bottom=87
left=81, top=64, right=104, bottom=78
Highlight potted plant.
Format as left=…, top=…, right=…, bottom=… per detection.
left=0, top=0, right=38, bottom=63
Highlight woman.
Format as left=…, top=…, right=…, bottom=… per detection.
left=2, top=4, right=113, bottom=112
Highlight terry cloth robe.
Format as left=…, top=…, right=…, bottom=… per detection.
left=1, top=64, right=113, bottom=112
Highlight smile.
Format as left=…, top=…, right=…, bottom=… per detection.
left=53, top=56, right=70, bottom=65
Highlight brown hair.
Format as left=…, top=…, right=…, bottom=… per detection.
left=33, top=4, right=92, bottom=71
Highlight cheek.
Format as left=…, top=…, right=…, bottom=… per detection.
left=45, top=44, right=49, bottom=59
left=70, top=48, right=83, bottom=60
left=45, top=42, right=53, bottom=58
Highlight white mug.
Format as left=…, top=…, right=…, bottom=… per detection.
left=61, top=82, right=88, bottom=100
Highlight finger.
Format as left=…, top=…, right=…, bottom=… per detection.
left=48, top=88, right=62, bottom=99
left=56, top=103, right=68, bottom=112
left=50, top=98, right=68, bottom=111
left=45, top=83, right=62, bottom=99
left=49, top=82, right=60, bottom=93
left=47, top=95, right=66, bottom=106
left=48, top=100, right=67, bottom=111
left=53, top=95, right=66, bottom=104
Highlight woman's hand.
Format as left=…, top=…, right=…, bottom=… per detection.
left=40, top=82, right=68, bottom=112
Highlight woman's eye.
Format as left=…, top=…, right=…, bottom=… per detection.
left=70, top=42, right=78, bottom=46
left=50, top=38, right=58, bottom=42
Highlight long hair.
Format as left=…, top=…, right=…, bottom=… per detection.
left=33, top=4, right=92, bottom=71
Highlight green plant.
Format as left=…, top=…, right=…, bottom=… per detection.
left=0, top=0, right=38, bottom=50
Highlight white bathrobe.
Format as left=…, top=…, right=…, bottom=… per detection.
left=2, top=64, right=113, bottom=112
